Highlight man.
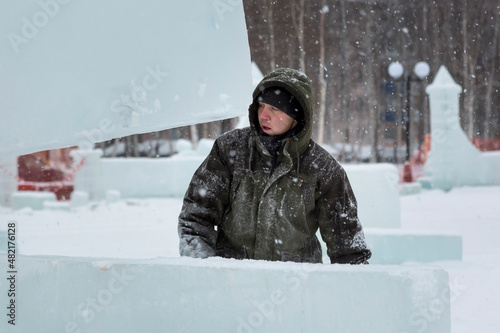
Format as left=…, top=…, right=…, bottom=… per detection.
left=178, top=68, right=371, bottom=264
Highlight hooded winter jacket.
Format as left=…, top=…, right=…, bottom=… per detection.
left=178, top=68, right=371, bottom=264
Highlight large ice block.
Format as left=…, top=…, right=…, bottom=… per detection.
left=0, top=254, right=450, bottom=333
left=318, top=229, right=462, bottom=265
left=74, top=156, right=401, bottom=229
left=364, top=229, right=462, bottom=264
left=99, top=154, right=202, bottom=198
left=11, top=191, right=57, bottom=210
left=0, top=0, right=252, bottom=158
left=344, top=163, right=401, bottom=228
left=70, top=149, right=104, bottom=200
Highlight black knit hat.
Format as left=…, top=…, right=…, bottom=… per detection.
left=257, top=87, right=303, bottom=122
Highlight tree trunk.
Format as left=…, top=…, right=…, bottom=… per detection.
left=462, top=0, right=473, bottom=137
left=461, top=0, right=485, bottom=138
left=190, top=124, right=199, bottom=151
left=150, top=131, right=159, bottom=157
left=364, top=5, right=379, bottom=163
left=316, top=0, right=327, bottom=145
left=111, top=138, right=119, bottom=158
left=133, top=134, right=139, bottom=157
left=484, top=9, right=499, bottom=139
left=339, top=0, right=351, bottom=160
left=291, top=0, right=305, bottom=71
left=268, top=3, right=276, bottom=70
left=163, top=129, right=175, bottom=156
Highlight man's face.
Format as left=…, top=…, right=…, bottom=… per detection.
left=258, top=102, right=298, bottom=136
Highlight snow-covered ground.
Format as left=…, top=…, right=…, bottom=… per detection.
left=400, top=186, right=500, bottom=332
left=1, top=185, right=499, bottom=332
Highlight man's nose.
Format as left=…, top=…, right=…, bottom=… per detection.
left=261, top=106, right=271, bottom=118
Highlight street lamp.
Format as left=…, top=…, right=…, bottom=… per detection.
left=388, top=62, right=404, bottom=80
left=388, top=61, right=430, bottom=161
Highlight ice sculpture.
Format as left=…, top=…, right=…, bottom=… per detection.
left=424, top=66, right=500, bottom=190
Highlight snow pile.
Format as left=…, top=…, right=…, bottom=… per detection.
left=401, top=186, right=500, bottom=332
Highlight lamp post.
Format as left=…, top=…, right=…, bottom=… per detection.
left=388, top=61, right=430, bottom=161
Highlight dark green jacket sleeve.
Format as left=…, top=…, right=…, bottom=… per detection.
left=317, top=164, right=372, bottom=264
left=178, top=140, right=231, bottom=258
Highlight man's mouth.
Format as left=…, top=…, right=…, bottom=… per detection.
left=261, top=123, right=271, bottom=131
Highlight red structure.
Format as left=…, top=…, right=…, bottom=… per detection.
left=17, top=148, right=76, bottom=200
left=400, top=135, right=500, bottom=183
left=471, top=138, right=500, bottom=152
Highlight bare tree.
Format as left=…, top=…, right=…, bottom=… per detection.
left=268, top=2, right=276, bottom=70
left=110, top=138, right=120, bottom=157
left=291, top=0, right=306, bottom=71
left=338, top=0, right=352, bottom=160
left=316, top=0, right=328, bottom=145
left=363, top=5, right=381, bottom=163
left=462, top=0, right=473, bottom=137
left=484, top=7, right=500, bottom=138
left=461, top=0, right=489, bottom=138
left=190, top=125, right=199, bottom=150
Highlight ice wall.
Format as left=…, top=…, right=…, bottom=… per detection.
left=99, top=152, right=202, bottom=199
left=0, top=254, right=451, bottom=333
left=11, top=191, right=56, bottom=210
left=362, top=229, right=462, bottom=264
left=0, top=0, right=252, bottom=158
left=424, top=66, right=500, bottom=190
left=74, top=151, right=461, bottom=264
left=70, top=149, right=104, bottom=200
left=344, top=163, right=401, bottom=228
left=71, top=149, right=401, bottom=228
left=317, top=228, right=462, bottom=265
